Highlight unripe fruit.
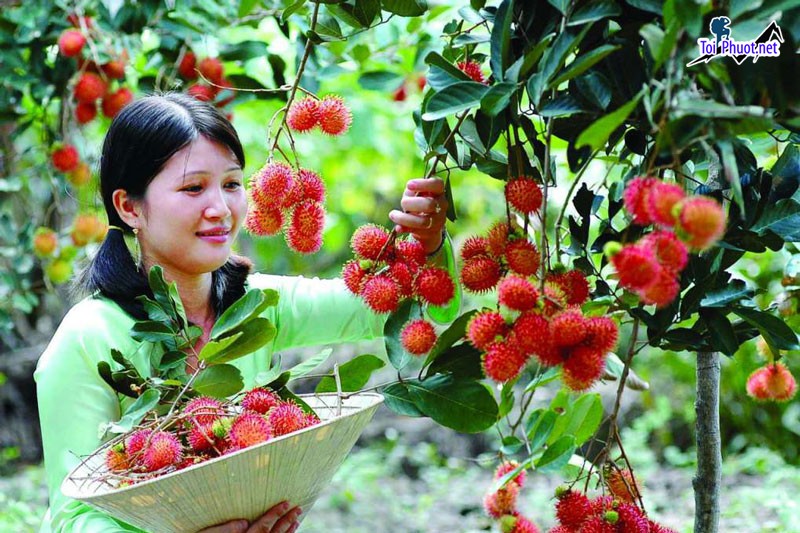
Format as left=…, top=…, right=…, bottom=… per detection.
left=33, top=228, right=58, bottom=258
left=71, top=213, right=104, bottom=246
left=58, top=30, right=86, bottom=57
left=46, top=259, right=72, bottom=284
left=66, top=161, right=92, bottom=187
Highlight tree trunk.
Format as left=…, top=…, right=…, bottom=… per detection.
left=693, top=351, right=721, bottom=533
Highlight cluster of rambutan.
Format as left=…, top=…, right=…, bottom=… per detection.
left=550, top=487, right=676, bottom=533
left=286, top=96, right=352, bottom=136
left=244, top=161, right=327, bottom=254
left=177, top=52, right=235, bottom=114
left=608, top=177, right=727, bottom=308
left=51, top=143, right=92, bottom=188
left=483, top=461, right=541, bottom=533
left=58, top=14, right=133, bottom=124
left=341, top=224, right=455, bottom=356
left=104, top=387, right=319, bottom=484
left=746, top=361, right=797, bottom=402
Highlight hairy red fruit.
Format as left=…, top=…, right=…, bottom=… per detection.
left=589, top=495, right=614, bottom=516
left=396, top=238, right=427, bottom=266
left=676, top=196, right=727, bottom=251
left=467, top=311, right=508, bottom=351
left=58, top=30, right=86, bottom=57
left=52, top=145, right=80, bottom=173
left=610, top=244, right=661, bottom=291
left=184, top=396, right=223, bottom=427
left=461, top=256, right=502, bottom=293
left=648, top=520, right=679, bottom=533
left=640, top=230, right=688, bottom=273
left=638, top=268, right=680, bottom=308
left=102, top=59, right=126, bottom=80
left=187, top=424, right=216, bottom=453
left=457, top=60, right=486, bottom=84
left=497, top=275, right=539, bottom=312
left=75, top=101, right=97, bottom=124
left=361, top=275, right=400, bottom=313
left=401, top=319, right=437, bottom=355
left=141, top=431, right=183, bottom=472
left=503, top=515, right=539, bottom=533
left=187, top=84, right=215, bottom=102
left=342, top=260, right=368, bottom=295
left=482, top=341, right=527, bottom=383
left=105, top=447, right=129, bottom=472
left=124, top=429, right=152, bottom=457
left=547, top=270, right=590, bottom=306
left=607, top=469, right=641, bottom=504
left=241, top=388, right=280, bottom=415
left=550, top=309, right=588, bottom=347
left=351, top=224, right=390, bottom=261
left=486, top=221, right=511, bottom=257
left=229, top=413, right=272, bottom=449
left=746, top=362, right=797, bottom=402
left=584, top=316, right=619, bottom=354
left=251, top=161, right=294, bottom=207
left=178, top=52, right=197, bottom=79
left=294, top=168, right=326, bottom=204
left=555, top=490, right=592, bottom=530
left=578, top=516, right=616, bottom=533
left=101, top=87, right=133, bottom=118
left=244, top=204, right=284, bottom=236
left=494, top=461, right=526, bottom=488
left=317, top=95, right=352, bottom=135
left=389, top=261, right=414, bottom=297
left=269, top=402, right=308, bottom=437
left=198, top=57, right=224, bottom=84
left=505, top=239, right=540, bottom=277
left=561, top=346, right=605, bottom=391
left=616, top=503, right=649, bottom=533
left=286, top=200, right=325, bottom=254
left=623, top=176, right=659, bottom=225
left=287, top=98, right=320, bottom=133
left=460, top=236, right=490, bottom=261
left=542, top=282, right=568, bottom=318
left=511, top=312, right=553, bottom=361
left=483, top=483, right=519, bottom=518
left=648, top=182, right=685, bottom=227
left=414, top=266, right=455, bottom=306
left=505, top=177, right=543, bottom=215
left=73, top=72, right=107, bottom=103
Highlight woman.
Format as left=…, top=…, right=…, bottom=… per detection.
left=34, top=93, right=451, bottom=532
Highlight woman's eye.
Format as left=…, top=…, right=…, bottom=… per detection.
left=225, top=181, right=242, bottom=190
left=181, top=185, right=202, bottom=193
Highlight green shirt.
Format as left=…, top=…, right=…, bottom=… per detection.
left=34, top=273, right=389, bottom=533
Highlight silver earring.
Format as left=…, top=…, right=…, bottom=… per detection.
left=132, top=228, right=142, bottom=270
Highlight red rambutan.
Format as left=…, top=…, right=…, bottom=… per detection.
left=389, top=261, right=415, bottom=297
left=241, top=387, right=280, bottom=415
left=637, top=268, right=680, bottom=308
left=73, top=72, right=107, bottom=103
left=486, top=221, right=511, bottom=257
left=287, top=98, right=320, bottom=133
left=640, top=230, right=688, bottom=273
left=746, top=362, right=797, bottom=402
left=482, top=341, right=528, bottom=383
left=547, top=270, right=590, bottom=306
left=361, top=275, right=401, bottom=313
left=75, top=102, right=97, bottom=124
left=457, top=60, right=486, bottom=84
left=244, top=204, right=284, bottom=236
left=351, top=224, right=390, bottom=261
left=483, top=483, right=519, bottom=518
left=610, top=244, right=661, bottom=291
left=251, top=161, right=294, bottom=207
left=467, top=311, right=508, bottom=351
left=555, top=490, right=592, bottom=530
left=461, top=256, right=503, bottom=293
left=414, top=266, right=455, bottom=306
left=51, top=145, right=80, bottom=173
left=342, top=260, right=369, bottom=295
left=511, top=312, right=553, bottom=361
left=178, top=51, right=197, bottom=79
left=141, top=431, right=183, bottom=472
left=396, top=238, right=427, bottom=266
left=401, top=319, right=437, bottom=355
left=550, top=309, right=588, bottom=348
left=198, top=57, right=224, bottom=84
left=505, top=177, right=543, bottom=215
left=228, top=413, right=272, bottom=449
left=101, top=87, right=133, bottom=118
left=460, top=235, right=490, bottom=261
left=187, top=84, right=215, bottom=102
left=623, top=176, right=659, bottom=226
left=676, top=196, right=727, bottom=251
left=286, top=201, right=325, bottom=254
left=105, top=447, right=129, bottom=472
left=268, top=402, right=308, bottom=437
left=648, top=181, right=685, bottom=227
left=183, top=396, right=223, bottom=427
left=616, top=503, right=649, bottom=533
left=583, top=316, right=619, bottom=354
left=497, top=275, right=539, bottom=312
left=58, top=30, right=85, bottom=57
left=505, top=239, right=540, bottom=277
left=317, top=95, right=352, bottom=136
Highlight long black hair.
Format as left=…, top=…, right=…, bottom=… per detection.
left=75, top=93, right=251, bottom=320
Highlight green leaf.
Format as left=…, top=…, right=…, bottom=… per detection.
left=316, top=354, right=386, bottom=393
left=454, top=33, right=490, bottom=46
left=498, top=380, right=516, bottom=418
left=108, top=389, right=160, bottom=434
left=539, top=95, right=585, bottom=117
left=752, top=198, right=800, bottom=242
left=289, top=347, right=333, bottom=379
left=407, top=375, right=498, bottom=433
left=423, top=310, right=477, bottom=368
left=422, top=82, right=491, bottom=121
left=193, top=364, right=244, bottom=398
left=130, top=321, right=177, bottom=344
left=353, top=0, right=381, bottom=26
left=358, top=71, right=404, bottom=91
left=527, top=409, right=557, bottom=451
left=700, top=280, right=753, bottom=308
left=547, top=0, right=569, bottom=14
left=536, top=435, right=576, bottom=471
left=201, top=317, right=277, bottom=364
left=315, top=14, right=343, bottom=40
left=238, top=0, right=260, bottom=17
left=458, top=118, right=487, bottom=155
left=480, top=81, right=517, bottom=117
left=197, top=332, right=243, bottom=362
left=382, top=382, right=424, bottom=417
left=550, top=44, right=620, bottom=87
left=281, top=0, right=306, bottom=22
left=211, top=289, right=278, bottom=339
left=567, top=0, right=621, bottom=26
left=424, top=52, right=471, bottom=90
left=701, top=309, right=739, bottom=356
left=527, top=26, right=591, bottom=107
left=381, top=0, right=427, bottom=16
left=719, top=139, right=744, bottom=215
left=384, top=299, right=421, bottom=370
left=575, top=92, right=642, bottom=151
left=219, top=41, right=269, bottom=61
left=549, top=393, right=603, bottom=446
left=733, top=307, right=800, bottom=351
left=425, top=343, right=484, bottom=380
left=489, top=0, right=514, bottom=80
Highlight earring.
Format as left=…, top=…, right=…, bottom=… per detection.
left=132, top=228, right=142, bottom=270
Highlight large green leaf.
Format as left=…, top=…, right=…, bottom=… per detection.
left=489, top=0, right=514, bottom=80
left=567, top=0, right=621, bottom=26
left=406, top=375, right=498, bottom=433
left=211, top=289, right=278, bottom=340
left=719, top=139, right=745, bottom=215
left=480, top=81, right=517, bottom=117
left=200, top=317, right=276, bottom=364
left=752, top=198, right=800, bottom=242
left=423, top=309, right=476, bottom=368
left=130, top=320, right=177, bottom=344
left=527, top=408, right=557, bottom=451
left=381, top=0, right=427, bottom=16
left=193, top=364, right=244, bottom=398
left=550, top=44, right=620, bottom=87
left=106, top=389, right=160, bottom=434
left=288, top=347, right=333, bottom=380
left=422, top=82, right=491, bottom=121
left=197, top=332, right=243, bottom=362
left=733, top=307, right=800, bottom=351
left=424, top=52, right=471, bottom=91
left=548, top=393, right=603, bottom=446
left=425, top=343, right=483, bottom=379
left=316, top=354, right=386, bottom=393
left=382, top=382, right=424, bottom=417
left=575, top=93, right=642, bottom=151
left=527, top=25, right=591, bottom=107
left=384, top=299, right=420, bottom=370
left=700, top=280, right=753, bottom=308
left=701, top=309, right=739, bottom=356
left=536, top=435, right=576, bottom=471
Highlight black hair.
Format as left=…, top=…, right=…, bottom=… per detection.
left=74, top=93, right=251, bottom=320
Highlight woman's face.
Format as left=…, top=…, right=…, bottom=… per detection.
left=136, top=135, right=247, bottom=278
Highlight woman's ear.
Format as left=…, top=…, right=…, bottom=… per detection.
left=112, top=189, right=142, bottom=229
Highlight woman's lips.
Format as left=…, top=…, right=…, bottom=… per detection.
left=196, top=229, right=230, bottom=243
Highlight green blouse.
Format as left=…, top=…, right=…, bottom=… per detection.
left=34, top=273, right=390, bottom=532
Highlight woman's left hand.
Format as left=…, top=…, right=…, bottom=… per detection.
left=388, top=177, right=448, bottom=254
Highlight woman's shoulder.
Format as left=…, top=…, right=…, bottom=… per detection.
left=60, top=294, right=133, bottom=331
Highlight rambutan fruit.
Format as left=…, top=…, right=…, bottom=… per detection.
left=401, top=318, right=437, bottom=355
left=350, top=224, right=390, bottom=261
left=251, top=161, right=294, bottom=207
left=501, top=514, right=539, bottom=533
left=616, top=503, right=649, bottom=533
left=467, top=311, right=508, bottom=351
left=583, top=317, right=619, bottom=355
left=457, top=60, right=486, bottom=84
left=606, top=468, right=641, bottom=504
left=494, top=461, right=526, bottom=488
left=482, top=341, right=527, bottom=383
left=505, top=177, right=543, bottom=215
left=640, top=230, right=688, bottom=273
left=511, top=312, right=553, bottom=361
left=75, top=101, right=97, bottom=124
left=547, top=270, right=590, bottom=306
left=389, top=261, right=415, bottom=297
left=178, top=51, right=197, bottom=79
left=396, top=238, right=427, bottom=266
left=67, top=162, right=92, bottom=187
left=483, top=483, right=519, bottom=518
left=101, top=87, right=133, bottom=118
left=73, top=72, right=107, bottom=103
left=486, top=221, right=511, bottom=257
left=141, top=431, right=183, bottom=472
left=294, top=168, right=326, bottom=204
left=58, top=29, right=85, bottom=57
left=51, top=144, right=80, bottom=173
left=610, top=244, right=661, bottom=291
left=286, top=200, right=325, bottom=254
left=746, top=362, right=797, bottom=402
left=101, top=58, right=127, bottom=80
left=183, top=396, right=223, bottom=427
left=561, top=346, right=605, bottom=391
left=244, top=204, right=284, bottom=236
left=461, top=256, right=502, bottom=293
left=460, top=236, right=490, bottom=261
left=187, top=424, right=217, bottom=453
left=676, top=196, right=727, bottom=251
left=589, top=495, right=614, bottom=516
left=637, top=268, right=680, bottom=308
left=228, top=413, right=272, bottom=449
left=124, top=429, right=152, bottom=457
left=542, top=282, right=568, bottom=317
left=105, top=447, right=129, bottom=472
left=505, top=239, right=540, bottom=277
left=550, top=309, right=588, bottom=348
left=287, top=98, right=320, bottom=133
left=578, top=516, right=616, bottom=533
left=241, top=387, right=280, bottom=415
left=317, top=95, right=352, bottom=135
left=555, top=489, right=592, bottom=530
left=361, top=275, right=401, bottom=313
left=648, top=520, right=679, bottom=533
left=414, top=266, right=455, bottom=306
left=187, top=84, right=214, bottom=102
left=623, top=176, right=659, bottom=226
left=342, top=260, right=368, bottom=295
left=497, top=275, right=539, bottom=312
left=648, top=182, right=685, bottom=227
left=33, top=228, right=58, bottom=258
left=268, top=402, right=308, bottom=437
left=198, top=57, right=224, bottom=84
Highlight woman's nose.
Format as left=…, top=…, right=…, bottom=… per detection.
left=204, top=187, right=232, bottom=219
